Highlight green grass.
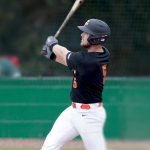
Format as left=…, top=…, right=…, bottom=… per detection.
left=0, top=148, right=150, bottom=150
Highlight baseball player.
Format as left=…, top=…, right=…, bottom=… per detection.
left=41, top=19, right=110, bottom=150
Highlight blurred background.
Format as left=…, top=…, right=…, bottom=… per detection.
left=0, top=0, right=150, bottom=144
left=0, top=0, right=150, bottom=76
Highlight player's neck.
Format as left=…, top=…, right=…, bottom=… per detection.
left=87, top=45, right=104, bottom=53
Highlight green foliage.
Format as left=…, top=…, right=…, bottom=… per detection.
left=0, top=0, right=150, bottom=76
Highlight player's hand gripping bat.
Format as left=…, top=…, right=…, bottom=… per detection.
left=42, top=0, right=85, bottom=55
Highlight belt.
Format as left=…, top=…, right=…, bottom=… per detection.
left=72, top=102, right=102, bottom=109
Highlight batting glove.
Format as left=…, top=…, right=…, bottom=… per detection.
left=41, top=36, right=58, bottom=60
left=46, top=36, right=58, bottom=49
left=41, top=45, right=56, bottom=60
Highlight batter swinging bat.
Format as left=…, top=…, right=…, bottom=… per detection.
left=43, top=0, right=85, bottom=55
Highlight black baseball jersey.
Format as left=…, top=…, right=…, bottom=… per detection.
left=66, top=46, right=110, bottom=104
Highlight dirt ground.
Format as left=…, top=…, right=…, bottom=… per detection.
left=0, top=139, right=150, bottom=148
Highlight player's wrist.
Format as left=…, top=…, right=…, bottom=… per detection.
left=49, top=43, right=58, bottom=51
left=47, top=45, right=56, bottom=60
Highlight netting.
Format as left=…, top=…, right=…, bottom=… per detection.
left=0, top=0, right=150, bottom=76
left=40, top=0, right=150, bottom=77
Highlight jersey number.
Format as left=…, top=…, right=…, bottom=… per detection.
left=73, top=77, right=77, bottom=88
left=102, top=64, right=107, bottom=84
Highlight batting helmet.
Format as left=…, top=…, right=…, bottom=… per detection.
left=77, top=19, right=111, bottom=45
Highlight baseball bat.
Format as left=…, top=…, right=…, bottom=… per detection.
left=54, top=0, right=85, bottom=38
left=43, top=0, right=85, bottom=55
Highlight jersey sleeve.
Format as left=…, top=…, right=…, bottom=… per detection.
left=66, top=51, right=85, bottom=74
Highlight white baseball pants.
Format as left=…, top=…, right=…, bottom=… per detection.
left=41, top=103, right=106, bottom=150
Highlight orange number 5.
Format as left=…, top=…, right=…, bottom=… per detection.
left=73, top=77, right=77, bottom=88
left=102, top=64, right=107, bottom=84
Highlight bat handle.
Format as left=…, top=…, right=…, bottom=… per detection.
left=42, top=33, right=58, bottom=56
left=42, top=34, right=58, bottom=55
left=54, top=32, right=59, bottom=38
left=42, top=51, right=47, bottom=55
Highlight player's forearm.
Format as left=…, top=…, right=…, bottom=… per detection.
left=53, top=45, right=70, bottom=66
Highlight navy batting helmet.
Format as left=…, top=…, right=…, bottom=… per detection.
left=77, top=19, right=111, bottom=45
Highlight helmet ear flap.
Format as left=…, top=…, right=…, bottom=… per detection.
left=87, top=36, right=93, bottom=45
left=87, top=35, right=109, bottom=45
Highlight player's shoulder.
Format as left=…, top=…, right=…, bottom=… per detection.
left=98, top=46, right=110, bottom=64
left=97, top=46, right=110, bottom=59
left=67, top=51, right=88, bottom=61
left=102, top=46, right=110, bottom=55
left=73, top=51, right=88, bottom=56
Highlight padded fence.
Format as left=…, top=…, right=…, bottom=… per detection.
left=0, top=77, right=150, bottom=140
